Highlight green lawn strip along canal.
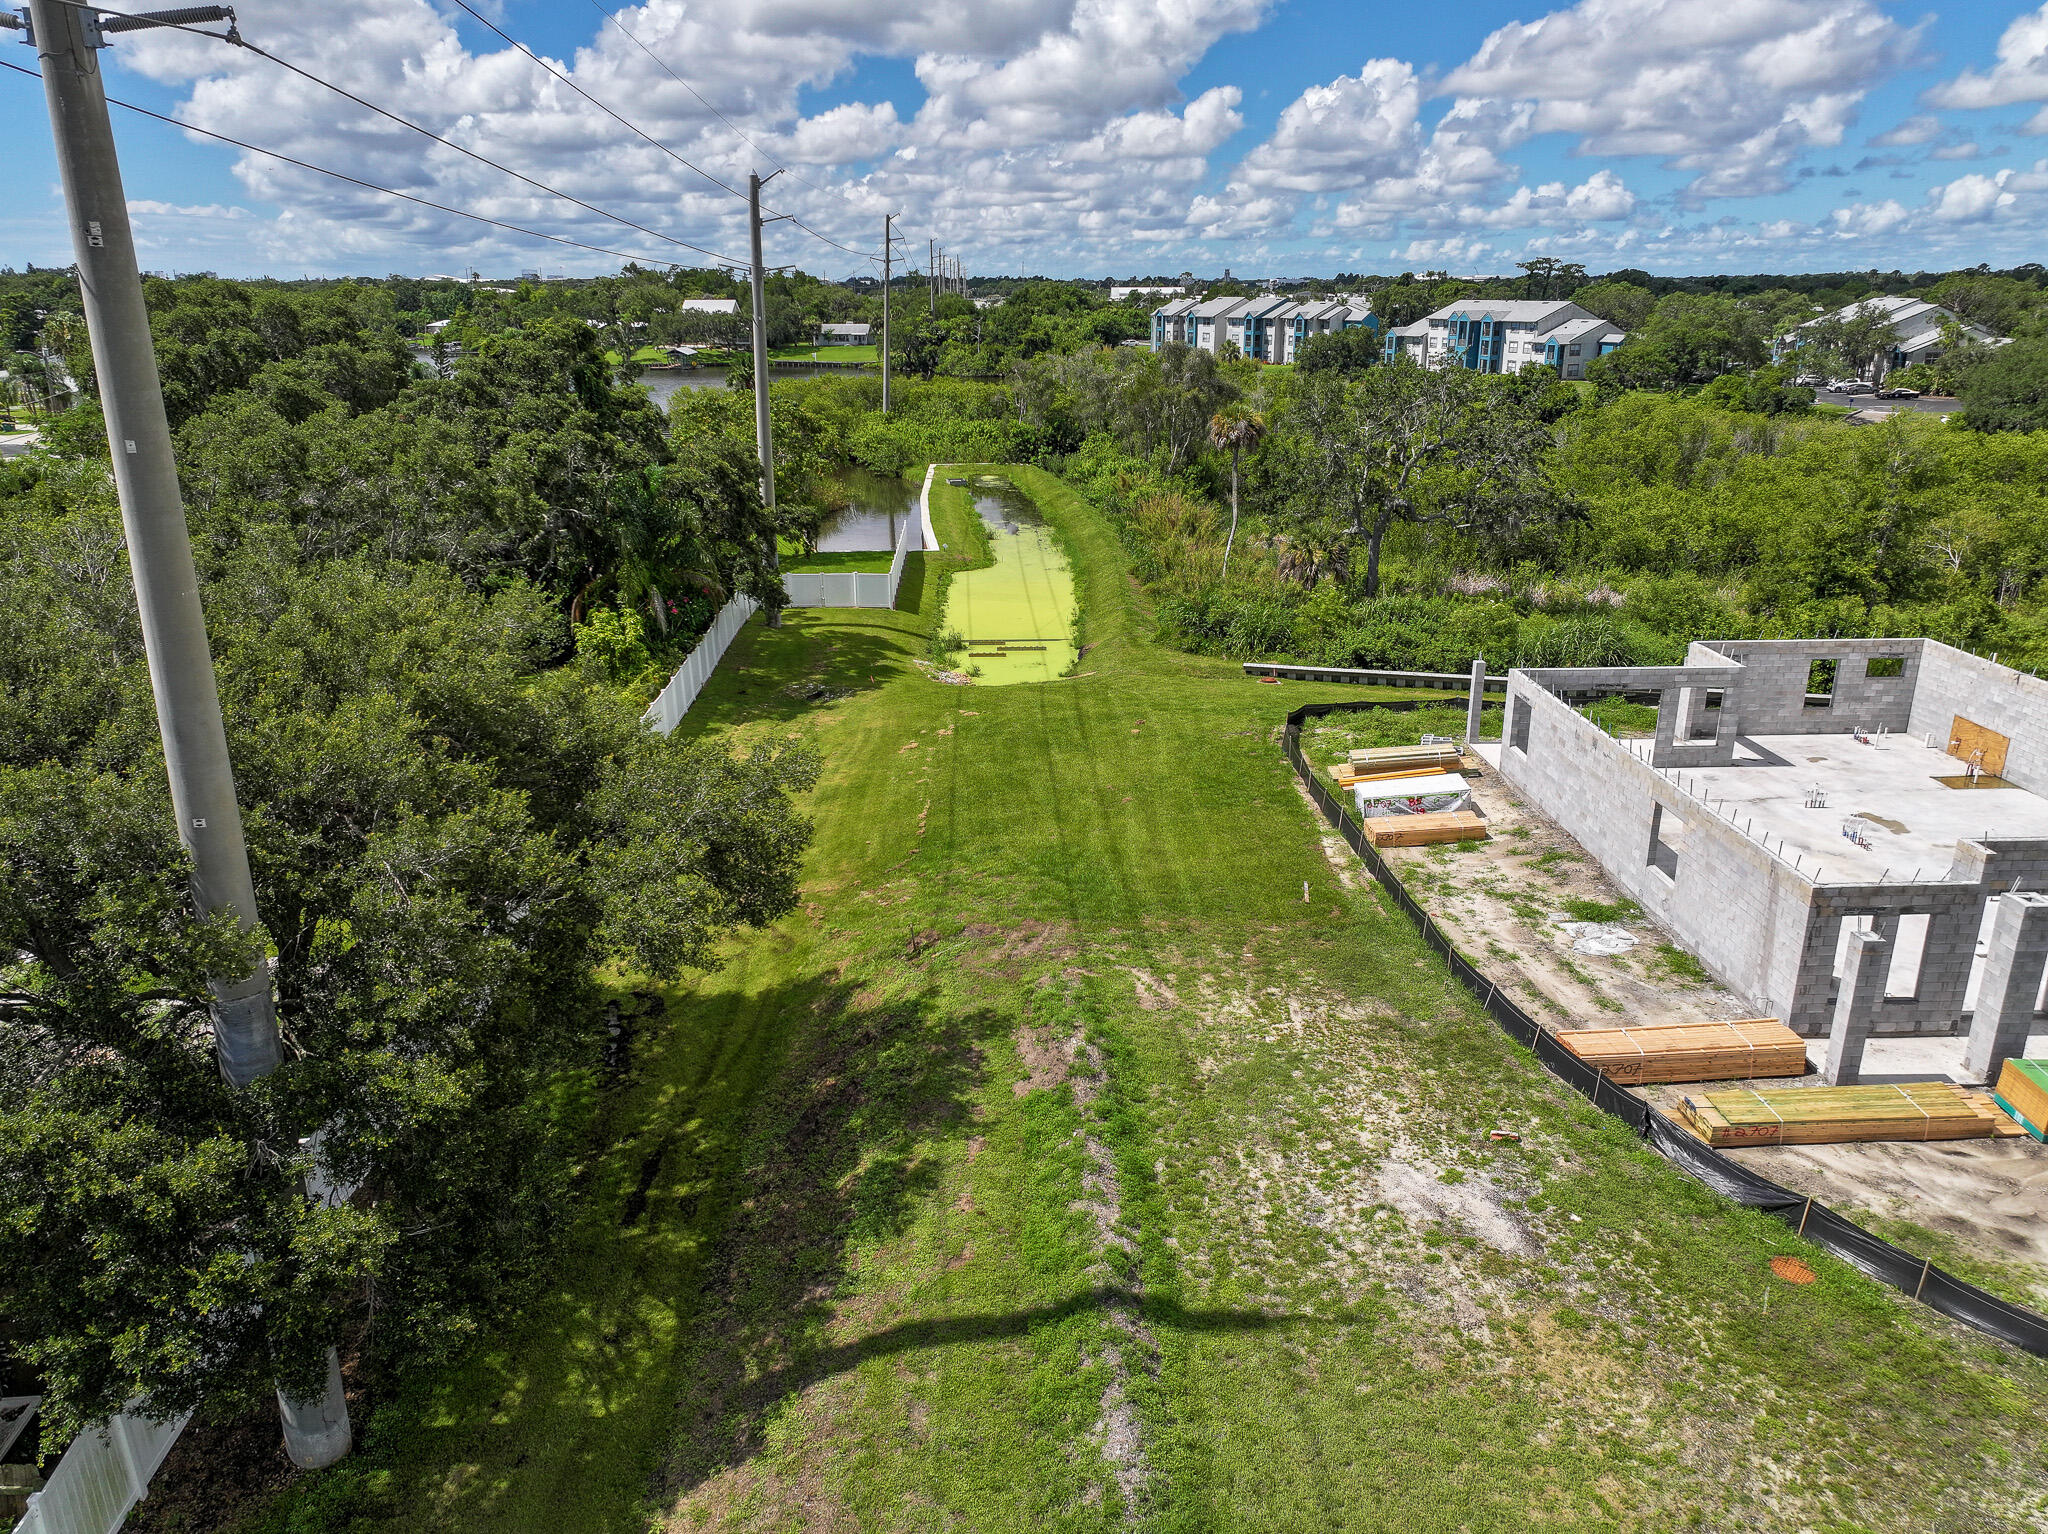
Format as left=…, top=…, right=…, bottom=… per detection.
left=231, top=463, right=2048, bottom=1533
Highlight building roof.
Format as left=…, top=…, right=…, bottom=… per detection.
left=1789, top=295, right=2002, bottom=347
left=1191, top=297, right=1252, bottom=320
left=819, top=322, right=871, bottom=337
left=1111, top=285, right=1184, bottom=301
left=1542, top=314, right=1626, bottom=347
left=1425, top=298, right=1587, bottom=325
left=678, top=297, right=739, bottom=314
left=1154, top=296, right=1201, bottom=317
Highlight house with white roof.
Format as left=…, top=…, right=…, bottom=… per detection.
left=1778, top=295, right=2004, bottom=383
left=816, top=322, right=872, bottom=345
left=1112, top=284, right=1184, bottom=302
left=1384, top=299, right=1625, bottom=380
left=678, top=297, right=739, bottom=315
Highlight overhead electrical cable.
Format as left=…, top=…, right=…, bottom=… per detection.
left=577, top=0, right=888, bottom=263
left=62, top=0, right=742, bottom=264
left=0, top=56, right=732, bottom=268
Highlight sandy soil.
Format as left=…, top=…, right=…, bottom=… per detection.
left=1378, top=767, right=1759, bottom=1029
left=1335, top=754, right=2048, bottom=1306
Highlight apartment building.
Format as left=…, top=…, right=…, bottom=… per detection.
left=1382, top=299, right=1625, bottom=379
left=1149, top=295, right=1375, bottom=361
left=1778, top=295, right=2005, bottom=383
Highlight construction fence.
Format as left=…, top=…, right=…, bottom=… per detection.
left=12, top=1407, right=190, bottom=1534
left=1283, top=695, right=2048, bottom=1359
left=641, top=594, right=760, bottom=737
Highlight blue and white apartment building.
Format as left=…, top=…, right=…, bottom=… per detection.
left=1381, top=299, right=1626, bottom=380
left=1151, top=295, right=1375, bottom=363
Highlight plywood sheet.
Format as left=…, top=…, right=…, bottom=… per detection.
left=1947, top=715, right=2010, bottom=777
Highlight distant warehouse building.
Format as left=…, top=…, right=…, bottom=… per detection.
left=1150, top=295, right=1374, bottom=362
left=1382, top=299, right=1625, bottom=379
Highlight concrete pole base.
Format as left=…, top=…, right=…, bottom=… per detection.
left=278, top=1347, right=352, bottom=1469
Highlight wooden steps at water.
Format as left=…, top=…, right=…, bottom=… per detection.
left=1364, top=810, right=1489, bottom=848
left=1557, top=1019, right=1806, bottom=1085
left=1675, top=1081, right=2020, bottom=1146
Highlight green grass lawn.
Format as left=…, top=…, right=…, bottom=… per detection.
left=229, top=465, right=2048, bottom=1534
left=780, top=550, right=895, bottom=575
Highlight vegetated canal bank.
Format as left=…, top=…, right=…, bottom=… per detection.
left=945, top=473, right=1077, bottom=685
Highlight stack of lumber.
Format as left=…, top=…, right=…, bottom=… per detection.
left=1557, top=1019, right=1805, bottom=1086
left=1992, top=1058, right=2048, bottom=1143
left=1335, top=743, right=1467, bottom=787
left=1675, top=1081, right=2018, bottom=1147
left=1365, top=810, right=1488, bottom=848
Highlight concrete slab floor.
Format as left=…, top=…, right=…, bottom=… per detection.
left=1641, top=731, right=2048, bottom=886
left=1804, top=1026, right=2048, bottom=1088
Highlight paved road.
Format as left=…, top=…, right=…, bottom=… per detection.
left=1813, top=389, right=1958, bottom=415
left=0, top=432, right=42, bottom=458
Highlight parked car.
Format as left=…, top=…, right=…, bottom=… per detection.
left=1876, top=386, right=1920, bottom=399
left=1794, top=374, right=1827, bottom=387
left=1830, top=379, right=1876, bottom=395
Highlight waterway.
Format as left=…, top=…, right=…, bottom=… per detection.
left=948, top=475, right=1077, bottom=685
left=631, top=364, right=870, bottom=412
left=815, top=467, right=917, bottom=551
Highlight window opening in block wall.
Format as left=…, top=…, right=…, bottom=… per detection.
left=1885, top=913, right=1929, bottom=1000
left=1509, top=696, right=1530, bottom=753
left=1866, top=656, right=1905, bottom=679
left=1805, top=657, right=1838, bottom=708
left=1648, top=803, right=1682, bottom=879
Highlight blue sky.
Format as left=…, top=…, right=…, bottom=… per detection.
left=5, top=0, right=2048, bottom=279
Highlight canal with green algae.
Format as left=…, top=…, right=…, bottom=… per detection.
left=948, top=475, right=1077, bottom=686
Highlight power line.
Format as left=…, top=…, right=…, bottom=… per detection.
left=0, top=57, right=732, bottom=269
left=578, top=0, right=885, bottom=264
left=66, top=0, right=742, bottom=265
left=445, top=0, right=744, bottom=202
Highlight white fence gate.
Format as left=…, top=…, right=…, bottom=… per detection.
left=782, top=472, right=931, bottom=610
left=13, top=1408, right=190, bottom=1534
left=641, top=594, right=761, bottom=736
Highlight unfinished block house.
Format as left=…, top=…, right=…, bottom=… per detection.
left=1489, top=639, right=2048, bottom=1084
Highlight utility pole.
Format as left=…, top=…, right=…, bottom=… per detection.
left=881, top=212, right=892, bottom=415
left=929, top=239, right=936, bottom=316
left=747, top=170, right=781, bottom=627
left=22, top=0, right=351, bottom=1469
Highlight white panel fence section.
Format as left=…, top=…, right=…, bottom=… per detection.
left=13, top=1407, right=191, bottom=1534
left=781, top=467, right=936, bottom=612
left=641, top=594, right=761, bottom=736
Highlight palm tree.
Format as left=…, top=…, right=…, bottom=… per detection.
left=1209, top=407, right=1266, bottom=582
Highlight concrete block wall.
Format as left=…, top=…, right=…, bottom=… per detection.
left=1694, top=638, right=1919, bottom=737
left=1908, top=640, right=2048, bottom=797
left=1787, top=882, right=1985, bottom=1036
left=1495, top=675, right=1818, bottom=1022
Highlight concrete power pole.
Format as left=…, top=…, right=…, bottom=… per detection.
left=23, top=0, right=351, bottom=1468
left=929, top=239, right=936, bottom=316
left=880, top=213, right=892, bottom=415
left=747, top=170, right=782, bottom=628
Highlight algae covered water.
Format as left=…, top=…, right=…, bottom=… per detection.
left=948, top=475, right=1077, bottom=685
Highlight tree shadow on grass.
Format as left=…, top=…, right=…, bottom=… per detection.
left=649, top=976, right=1307, bottom=1507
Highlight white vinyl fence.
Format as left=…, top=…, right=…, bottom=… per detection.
left=13, top=1407, right=190, bottom=1534
left=782, top=475, right=930, bottom=610
left=641, top=594, right=761, bottom=736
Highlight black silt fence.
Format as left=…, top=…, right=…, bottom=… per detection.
left=1287, top=697, right=2048, bottom=1358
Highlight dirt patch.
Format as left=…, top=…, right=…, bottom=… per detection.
left=963, top=920, right=1078, bottom=973
left=1126, top=968, right=1178, bottom=1011
left=1376, top=1156, right=1543, bottom=1260
left=1379, top=768, right=1757, bottom=1029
